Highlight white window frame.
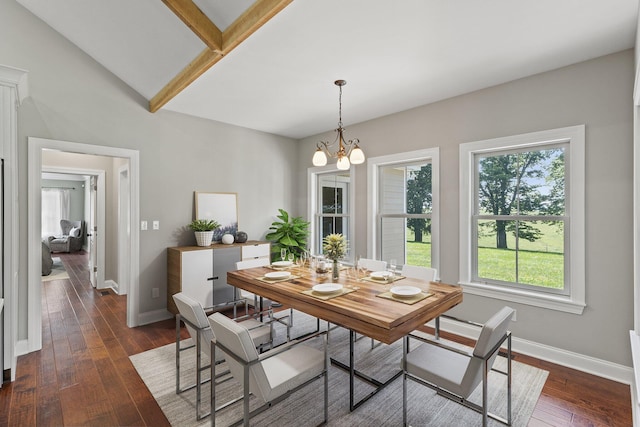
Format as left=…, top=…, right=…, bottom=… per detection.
left=308, top=165, right=355, bottom=261
left=368, top=148, right=440, bottom=274
left=459, top=125, right=585, bottom=314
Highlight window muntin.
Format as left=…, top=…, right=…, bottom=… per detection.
left=378, top=161, right=433, bottom=267
left=473, top=145, right=567, bottom=294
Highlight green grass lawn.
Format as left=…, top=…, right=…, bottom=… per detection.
left=406, top=223, right=564, bottom=289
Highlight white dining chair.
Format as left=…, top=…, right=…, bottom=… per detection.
left=209, top=312, right=329, bottom=426
left=235, top=258, right=293, bottom=341
left=402, top=306, right=515, bottom=427
left=358, top=257, right=387, bottom=272
left=401, top=264, right=437, bottom=282
left=172, top=292, right=271, bottom=420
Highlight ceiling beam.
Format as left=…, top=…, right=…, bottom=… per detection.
left=150, top=0, right=293, bottom=113
left=161, top=0, right=223, bottom=52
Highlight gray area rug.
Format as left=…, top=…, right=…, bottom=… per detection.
left=130, top=311, right=548, bottom=426
left=42, top=257, right=69, bottom=282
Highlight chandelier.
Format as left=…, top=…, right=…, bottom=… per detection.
left=312, top=80, right=365, bottom=170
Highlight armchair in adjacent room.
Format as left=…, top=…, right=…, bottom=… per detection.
left=48, top=219, right=84, bottom=253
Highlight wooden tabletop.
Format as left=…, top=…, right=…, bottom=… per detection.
left=227, top=266, right=463, bottom=344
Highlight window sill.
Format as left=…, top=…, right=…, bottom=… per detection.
left=459, top=281, right=585, bottom=315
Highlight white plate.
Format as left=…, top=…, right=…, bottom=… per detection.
left=265, top=271, right=291, bottom=279
left=272, top=261, right=293, bottom=267
left=312, top=283, right=343, bottom=294
left=390, top=286, right=421, bottom=298
left=370, top=271, right=392, bottom=280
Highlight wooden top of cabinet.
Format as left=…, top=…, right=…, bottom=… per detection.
left=167, top=240, right=269, bottom=252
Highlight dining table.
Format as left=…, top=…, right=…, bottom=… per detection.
left=226, top=262, right=463, bottom=411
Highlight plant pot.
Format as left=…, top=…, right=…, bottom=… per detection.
left=194, top=231, right=214, bottom=246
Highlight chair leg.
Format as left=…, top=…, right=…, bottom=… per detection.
left=403, top=336, right=408, bottom=427
left=243, top=364, right=250, bottom=427
left=175, top=314, right=181, bottom=394
left=211, top=341, right=216, bottom=427
left=323, top=333, right=328, bottom=424
left=482, top=359, right=489, bottom=427
left=507, top=333, right=512, bottom=425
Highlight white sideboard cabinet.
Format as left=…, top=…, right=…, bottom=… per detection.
left=167, top=240, right=270, bottom=315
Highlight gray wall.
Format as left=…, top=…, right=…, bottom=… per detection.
left=2, top=0, right=297, bottom=337
left=1, top=0, right=634, bottom=368
left=299, top=50, right=635, bottom=366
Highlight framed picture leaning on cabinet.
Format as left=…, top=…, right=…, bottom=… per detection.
left=195, top=192, right=238, bottom=242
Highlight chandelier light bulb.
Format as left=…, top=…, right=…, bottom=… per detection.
left=349, top=145, right=365, bottom=164
left=312, top=149, right=327, bottom=166
left=336, top=156, right=350, bottom=170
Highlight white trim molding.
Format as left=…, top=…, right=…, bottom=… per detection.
left=367, top=148, right=440, bottom=269
left=459, top=125, right=586, bottom=314
left=435, top=317, right=632, bottom=385
left=0, top=64, right=28, bottom=382
left=28, top=137, right=141, bottom=355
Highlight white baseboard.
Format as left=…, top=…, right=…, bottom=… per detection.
left=100, top=279, right=119, bottom=294
left=434, top=318, right=634, bottom=385
left=138, top=308, right=172, bottom=326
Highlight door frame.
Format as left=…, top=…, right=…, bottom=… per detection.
left=27, top=137, right=140, bottom=353
left=42, top=167, right=105, bottom=289
left=117, top=164, right=130, bottom=295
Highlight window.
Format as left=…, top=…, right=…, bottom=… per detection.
left=368, top=149, right=439, bottom=271
left=41, top=188, right=70, bottom=238
left=460, top=125, right=585, bottom=314
left=308, top=167, right=354, bottom=260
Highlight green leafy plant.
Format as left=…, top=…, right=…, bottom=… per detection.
left=188, top=218, right=220, bottom=232
left=265, top=209, right=310, bottom=261
left=323, top=233, right=347, bottom=261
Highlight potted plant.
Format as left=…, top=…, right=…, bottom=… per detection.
left=188, top=218, right=220, bottom=247
left=265, top=209, right=310, bottom=262
left=323, top=233, right=347, bottom=280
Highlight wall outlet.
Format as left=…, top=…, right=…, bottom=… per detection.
left=152, top=220, right=159, bottom=230
left=141, top=220, right=148, bottom=231
left=152, top=287, right=159, bottom=298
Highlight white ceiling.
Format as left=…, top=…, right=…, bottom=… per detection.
left=16, top=0, right=639, bottom=139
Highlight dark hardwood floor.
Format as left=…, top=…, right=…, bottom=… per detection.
left=0, top=251, right=632, bottom=426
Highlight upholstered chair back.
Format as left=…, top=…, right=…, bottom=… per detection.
left=401, top=265, right=437, bottom=282
left=459, top=306, right=514, bottom=397
left=173, top=292, right=221, bottom=362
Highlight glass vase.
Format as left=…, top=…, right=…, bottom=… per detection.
left=332, top=260, right=340, bottom=281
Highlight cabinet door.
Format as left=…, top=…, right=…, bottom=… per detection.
left=213, top=246, right=241, bottom=305
left=181, top=249, right=213, bottom=308
left=241, top=243, right=270, bottom=260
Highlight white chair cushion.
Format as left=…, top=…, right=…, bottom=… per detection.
left=258, top=344, right=325, bottom=403
left=405, top=341, right=473, bottom=398
left=473, top=306, right=514, bottom=358
left=69, top=226, right=81, bottom=238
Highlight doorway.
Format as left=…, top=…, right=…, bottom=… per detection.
left=41, top=169, right=105, bottom=290
left=27, top=137, right=140, bottom=353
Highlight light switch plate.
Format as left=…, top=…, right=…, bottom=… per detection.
left=153, top=220, right=159, bottom=230
left=141, top=220, right=148, bottom=230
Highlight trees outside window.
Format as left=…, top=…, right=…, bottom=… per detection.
left=460, top=125, right=585, bottom=314
left=475, top=146, right=566, bottom=292
left=368, top=148, right=439, bottom=271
